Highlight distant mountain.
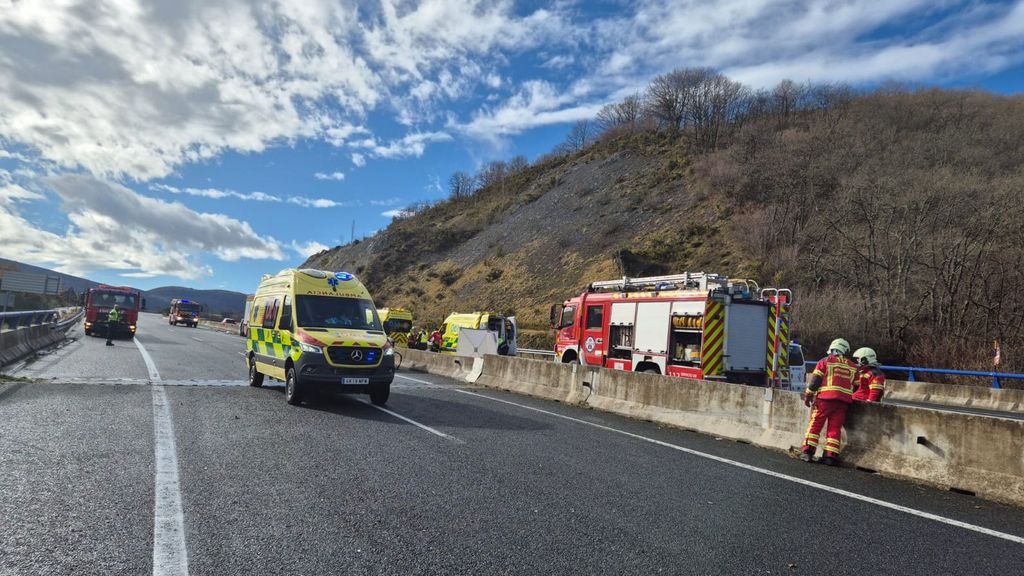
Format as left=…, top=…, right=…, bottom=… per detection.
left=144, top=286, right=247, bottom=318
left=0, top=258, right=247, bottom=318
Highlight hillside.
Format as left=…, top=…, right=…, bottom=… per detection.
left=143, top=286, right=247, bottom=318
left=304, top=77, right=1024, bottom=372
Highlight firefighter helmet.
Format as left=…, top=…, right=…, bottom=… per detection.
left=827, top=338, right=851, bottom=356
left=853, top=347, right=879, bottom=366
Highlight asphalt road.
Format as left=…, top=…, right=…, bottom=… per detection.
left=2, top=312, right=1023, bottom=575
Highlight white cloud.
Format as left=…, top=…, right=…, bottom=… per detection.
left=151, top=184, right=282, bottom=202
left=370, top=197, right=402, bottom=207
left=381, top=209, right=413, bottom=219
left=0, top=175, right=285, bottom=280
left=351, top=153, right=366, bottom=167
left=455, top=80, right=605, bottom=141
left=290, top=240, right=330, bottom=258
left=287, top=196, right=351, bottom=208
left=351, top=131, right=453, bottom=159
left=314, top=171, right=346, bottom=181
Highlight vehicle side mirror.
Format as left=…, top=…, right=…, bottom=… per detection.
left=549, top=304, right=558, bottom=328
left=141, top=299, right=147, bottom=310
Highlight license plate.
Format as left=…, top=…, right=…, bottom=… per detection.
left=342, top=377, right=369, bottom=385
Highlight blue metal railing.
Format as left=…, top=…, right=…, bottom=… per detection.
left=804, top=361, right=1023, bottom=389
left=0, top=309, right=59, bottom=330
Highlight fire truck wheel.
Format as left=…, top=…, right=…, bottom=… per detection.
left=248, top=355, right=264, bottom=388
left=641, top=367, right=660, bottom=375
left=84, top=328, right=91, bottom=336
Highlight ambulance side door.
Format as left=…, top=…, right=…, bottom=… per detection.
left=582, top=303, right=608, bottom=366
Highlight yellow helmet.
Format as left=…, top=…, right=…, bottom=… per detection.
left=853, top=347, right=879, bottom=366
left=827, top=338, right=851, bottom=356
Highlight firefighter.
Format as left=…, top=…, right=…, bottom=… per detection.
left=428, top=328, right=442, bottom=352
left=106, top=304, right=122, bottom=346
left=800, top=338, right=858, bottom=466
left=852, top=347, right=885, bottom=402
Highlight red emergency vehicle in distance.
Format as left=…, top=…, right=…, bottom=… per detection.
left=83, top=284, right=143, bottom=338
left=551, top=273, right=793, bottom=387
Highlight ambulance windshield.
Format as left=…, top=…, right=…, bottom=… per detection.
left=295, top=296, right=382, bottom=331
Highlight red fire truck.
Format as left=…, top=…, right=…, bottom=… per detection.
left=551, top=273, right=792, bottom=386
left=83, top=284, right=143, bottom=338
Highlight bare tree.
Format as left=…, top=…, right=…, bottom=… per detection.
left=507, top=155, right=529, bottom=173
left=597, top=93, right=644, bottom=132
left=476, top=160, right=508, bottom=190
left=448, top=171, right=474, bottom=199
left=560, top=119, right=594, bottom=154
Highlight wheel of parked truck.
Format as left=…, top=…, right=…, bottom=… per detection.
left=84, top=328, right=91, bottom=336
left=370, top=382, right=391, bottom=406
left=248, top=355, right=264, bottom=388
left=285, top=366, right=303, bottom=405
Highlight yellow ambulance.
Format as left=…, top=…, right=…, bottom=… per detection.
left=378, top=307, right=414, bottom=346
left=439, top=311, right=517, bottom=355
left=246, top=268, right=395, bottom=406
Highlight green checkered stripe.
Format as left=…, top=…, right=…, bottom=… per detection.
left=247, top=327, right=296, bottom=361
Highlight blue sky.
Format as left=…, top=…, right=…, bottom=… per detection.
left=1, top=1, right=1023, bottom=294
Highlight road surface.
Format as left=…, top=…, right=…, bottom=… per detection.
left=1, top=312, right=1022, bottom=575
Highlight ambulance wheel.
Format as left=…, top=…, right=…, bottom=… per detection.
left=370, top=382, right=390, bottom=406
left=248, top=355, right=264, bottom=388
left=285, top=366, right=304, bottom=405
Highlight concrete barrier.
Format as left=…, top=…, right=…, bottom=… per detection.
left=885, top=379, right=1024, bottom=414
left=403, top=351, right=1024, bottom=506
left=400, top=348, right=475, bottom=381
left=0, top=310, right=81, bottom=369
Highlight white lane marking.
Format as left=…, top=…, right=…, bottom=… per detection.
left=449, top=386, right=1024, bottom=546
left=189, top=336, right=204, bottom=343
left=151, top=385, right=190, bottom=576
left=395, top=373, right=436, bottom=386
left=136, top=337, right=190, bottom=575
left=134, top=337, right=161, bottom=383
left=354, top=397, right=460, bottom=442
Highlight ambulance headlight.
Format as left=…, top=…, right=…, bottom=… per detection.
left=384, top=346, right=395, bottom=356
left=298, top=341, right=323, bottom=354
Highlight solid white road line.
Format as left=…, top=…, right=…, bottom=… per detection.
left=135, top=337, right=190, bottom=575
left=189, top=336, right=204, bottom=343
left=394, top=374, right=437, bottom=386
left=442, top=385, right=1024, bottom=546
left=134, top=337, right=162, bottom=384
left=355, top=397, right=461, bottom=442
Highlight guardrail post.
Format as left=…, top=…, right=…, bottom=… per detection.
left=992, top=374, right=1002, bottom=389
left=907, top=369, right=915, bottom=382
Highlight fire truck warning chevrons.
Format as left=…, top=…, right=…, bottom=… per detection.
left=766, top=305, right=791, bottom=380
left=701, top=300, right=725, bottom=377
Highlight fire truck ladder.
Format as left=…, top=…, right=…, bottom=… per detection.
left=588, top=273, right=730, bottom=293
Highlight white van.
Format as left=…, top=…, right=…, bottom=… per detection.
left=787, top=343, right=807, bottom=392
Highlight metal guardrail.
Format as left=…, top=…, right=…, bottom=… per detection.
left=518, top=348, right=556, bottom=358
left=804, top=361, right=1022, bottom=389
left=0, top=309, right=60, bottom=330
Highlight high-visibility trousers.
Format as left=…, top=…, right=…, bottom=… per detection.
left=802, top=398, right=850, bottom=455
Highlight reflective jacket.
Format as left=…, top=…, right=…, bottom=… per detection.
left=107, top=308, right=122, bottom=323
left=807, top=354, right=859, bottom=403
left=852, top=366, right=885, bottom=402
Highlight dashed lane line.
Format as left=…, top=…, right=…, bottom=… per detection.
left=393, top=374, right=1024, bottom=546
left=135, top=337, right=190, bottom=576
left=189, top=336, right=204, bottom=343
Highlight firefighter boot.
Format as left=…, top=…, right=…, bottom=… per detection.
left=799, top=447, right=814, bottom=463
left=821, top=452, right=840, bottom=467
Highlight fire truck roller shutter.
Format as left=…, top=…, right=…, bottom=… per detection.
left=725, top=302, right=769, bottom=372
left=634, top=302, right=671, bottom=355
left=610, top=303, right=636, bottom=325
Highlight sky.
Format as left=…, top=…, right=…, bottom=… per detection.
left=1, top=0, right=1023, bottom=294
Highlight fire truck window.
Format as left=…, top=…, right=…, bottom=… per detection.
left=586, top=305, right=603, bottom=330
left=560, top=306, right=576, bottom=328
